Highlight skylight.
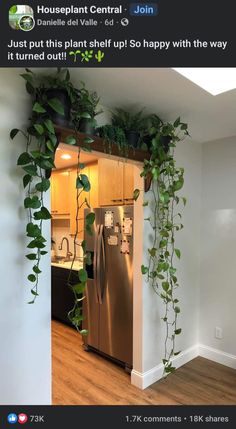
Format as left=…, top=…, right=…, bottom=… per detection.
left=173, top=68, right=236, bottom=96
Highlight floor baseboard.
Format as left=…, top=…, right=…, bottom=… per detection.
left=131, top=344, right=199, bottom=390
left=198, top=344, right=236, bottom=370
left=131, top=343, right=236, bottom=390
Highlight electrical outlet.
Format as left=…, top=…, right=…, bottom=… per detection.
left=215, top=326, right=223, bottom=339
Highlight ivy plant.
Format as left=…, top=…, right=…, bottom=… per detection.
left=10, top=69, right=95, bottom=316
left=134, top=117, right=189, bottom=376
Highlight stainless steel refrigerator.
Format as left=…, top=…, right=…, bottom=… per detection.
left=83, top=206, right=133, bottom=371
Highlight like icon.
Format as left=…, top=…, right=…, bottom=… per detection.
left=18, top=413, right=28, bottom=424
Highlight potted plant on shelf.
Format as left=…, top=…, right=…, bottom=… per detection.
left=97, top=124, right=127, bottom=155
left=26, top=68, right=81, bottom=128
left=111, top=108, right=146, bottom=148
left=73, top=84, right=103, bottom=135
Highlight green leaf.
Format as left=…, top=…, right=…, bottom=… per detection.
left=34, top=207, right=51, bottom=220
left=174, top=351, right=181, bottom=356
left=26, top=223, right=41, bottom=238
left=83, top=137, right=94, bottom=144
left=141, top=265, right=148, bottom=275
left=46, top=140, right=55, bottom=152
left=133, top=189, right=140, bottom=201
left=33, top=102, right=46, bottom=113
left=24, top=196, right=41, bottom=209
left=86, top=212, right=95, bottom=225
left=10, top=128, right=20, bottom=139
left=174, top=328, right=182, bottom=335
left=78, top=269, right=88, bottom=283
left=47, top=98, right=65, bottom=115
left=35, top=178, right=50, bottom=192
left=182, top=197, right=187, bottom=206
left=34, top=124, right=44, bottom=135
left=28, top=274, right=36, bottom=282
left=26, top=253, right=37, bottom=260
left=81, top=240, right=86, bottom=252
left=173, top=179, right=184, bottom=192
left=80, top=112, right=91, bottom=119
left=148, top=248, right=156, bottom=257
left=23, top=165, right=38, bottom=176
left=174, top=298, right=179, bottom=303
left=80, top=329, right=88, bottom=336
left=44, top=119, right=55, bottom=134
left=174, top=306, right=180, bottom=314
left=31, top=289, right=39, bottom=296
left=76, top=174, right=91, bottom=192
left=174, top=248, right=181, bottom=259
left=49, top=133, right=58, bottom=146
left=65, top=135, right=77, bottom=145
left=162, top=281, right=169, bottom=292
left=40, top=251, right=48, bottom=255
left=85, top=224, right=93, bottom=236
left=33, top=265, right=42, bottom=274
left=27, top=239, right=45, bottom=249
left=17, top=152, right=32, bottom=166
left=73, top=282, right=86, bottom=295
left=160, top=192, right=170, bottom=204
left=174, top=117, right=181, bottom=128
left=159, top=239, right=167, bottom=249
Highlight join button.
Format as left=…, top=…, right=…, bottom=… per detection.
left=129, top=3, right=158, bottom=16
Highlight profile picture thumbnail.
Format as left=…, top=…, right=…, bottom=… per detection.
left=9, top=5, right=35, bottom=31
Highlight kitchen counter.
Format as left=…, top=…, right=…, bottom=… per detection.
left=51, top=260, right=83, bottom=271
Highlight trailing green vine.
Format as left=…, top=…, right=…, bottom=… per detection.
left=135, top=116, right=189, bottom=376
left=10, top=69, right=95, bottom=308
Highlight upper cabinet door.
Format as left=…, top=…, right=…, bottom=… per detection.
left=89, top=163, right=99, bottom=209
left=123, top=163, right=134, bottom=204
left=98, top=158, right=124, bottom=206
left=51, top=170, right=70, bottom=216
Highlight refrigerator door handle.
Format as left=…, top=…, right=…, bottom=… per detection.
left=97, top=224, right=105, bottom=304
left=94, top=224, right=100, bottom=304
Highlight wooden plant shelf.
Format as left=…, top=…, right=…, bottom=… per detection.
left=55, top=125, right=152, bottom=192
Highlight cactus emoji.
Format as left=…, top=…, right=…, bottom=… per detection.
left=95, top=50, right=105, bottom=63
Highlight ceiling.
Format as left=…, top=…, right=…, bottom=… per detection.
left=68, top=68, right=236, bottom=144
left=54, top=144, right=98, bottom=169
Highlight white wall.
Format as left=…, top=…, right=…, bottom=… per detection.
left=0, top=69, right=51, bottom=404
left=200, top=137, right=236, bottom=356
left=132, top=140, right=202, bottom=387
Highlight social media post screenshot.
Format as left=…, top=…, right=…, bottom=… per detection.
left=0, top=0, right=236, bottom=428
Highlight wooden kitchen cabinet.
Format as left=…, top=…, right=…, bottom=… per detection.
left=51, top=170, right=70, bottom=217
left=98, top=158, right=124, bottom=206
left=123, top=162, right=134, bottom=204
left=98, top=158, right=134, bottom=206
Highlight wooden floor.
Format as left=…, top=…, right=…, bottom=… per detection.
left=52, top=320, right=236, bottom=405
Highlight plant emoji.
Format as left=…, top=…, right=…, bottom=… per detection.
left=81, top=50, right=93, bottom=62
left=69, top=50, right=81, bottom=63
left=95, top=50, right=105, bottom=63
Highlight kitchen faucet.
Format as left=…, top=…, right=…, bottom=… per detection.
left=58, top=237, right=73, bottom=261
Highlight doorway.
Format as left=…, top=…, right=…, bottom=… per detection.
left=50, top=143, right=144, bottom=404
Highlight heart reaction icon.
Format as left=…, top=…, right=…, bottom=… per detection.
left=18, top=414, right=28, bottom=424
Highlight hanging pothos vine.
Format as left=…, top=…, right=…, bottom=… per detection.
left=10, top=70, right=95, bottom=334
left=134, top=116, right=189, bottom=376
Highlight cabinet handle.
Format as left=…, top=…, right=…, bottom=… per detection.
left=112, top=199, right=123, bottom=202
left=124, top=198, right=134, bottom=201
left=51, top=210, right=58, bottom=213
